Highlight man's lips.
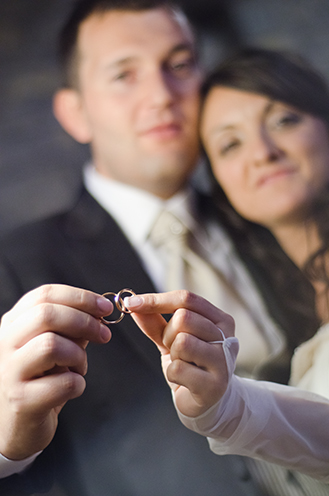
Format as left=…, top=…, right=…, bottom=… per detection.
left=139, top=123, right=182, bottom=139
left=256, top=167, right=297, bottom=187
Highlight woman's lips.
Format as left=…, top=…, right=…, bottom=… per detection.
left=257, top=167, right=297, bottom=187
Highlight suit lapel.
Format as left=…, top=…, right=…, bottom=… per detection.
left=61, top=187, right=163, bottom=374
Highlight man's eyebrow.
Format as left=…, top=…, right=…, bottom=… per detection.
left=169, top=42, right=195, bottom=55
left=103, top=43, right=196, bottom=73
left=105, top=56, right=138, bottom=71
left=106, top=43, right=195, bottom=67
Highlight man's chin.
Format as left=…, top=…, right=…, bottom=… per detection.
left=147, top=166, right=196, bottom=198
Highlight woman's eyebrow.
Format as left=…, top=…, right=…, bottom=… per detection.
left=207, top=124, right=236, bottom=138
left=263, top=100, right=278, bottom=117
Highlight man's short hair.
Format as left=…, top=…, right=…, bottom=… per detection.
left=58, top=0, right=191, bottom=88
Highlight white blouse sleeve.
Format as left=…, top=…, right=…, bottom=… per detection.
left=174, top=334, right=329, bottom=482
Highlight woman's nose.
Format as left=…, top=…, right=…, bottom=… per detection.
left=251, top=130, right=281, bottom=165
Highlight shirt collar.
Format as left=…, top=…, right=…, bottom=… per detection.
left=83, top=163, right=196, bottom=247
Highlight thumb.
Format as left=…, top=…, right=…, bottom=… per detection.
left=130, top=312, right=169, bottom=355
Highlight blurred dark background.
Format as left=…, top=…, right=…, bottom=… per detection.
left=1, top=0, right=329, bottom=233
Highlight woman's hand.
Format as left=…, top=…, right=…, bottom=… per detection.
left=125, top=290, right=236, bottom=418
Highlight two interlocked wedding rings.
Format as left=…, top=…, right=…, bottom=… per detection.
left=101, top=288, right=136, bottom=325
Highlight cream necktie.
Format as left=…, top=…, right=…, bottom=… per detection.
left=149, top=209, right=269, bottom=371
left=149, top=209, right=233, bottom=305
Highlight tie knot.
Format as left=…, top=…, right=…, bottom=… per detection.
left=149, top=210, right=188, bottom=247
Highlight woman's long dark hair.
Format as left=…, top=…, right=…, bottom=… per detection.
left=202, top=48, right=329, bottom=379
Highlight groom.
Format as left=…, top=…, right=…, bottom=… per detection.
left=0, top=1, right=283, bottom=494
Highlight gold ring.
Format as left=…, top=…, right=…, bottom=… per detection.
left=101, top=289, right=136, bottom=325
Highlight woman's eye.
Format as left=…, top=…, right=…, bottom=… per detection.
left=219, top=139, right=240, bottom=156
left=272, top=112, right=302, bottom=129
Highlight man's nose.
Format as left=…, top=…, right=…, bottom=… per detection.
left=146, top=70, right=176, bottom=108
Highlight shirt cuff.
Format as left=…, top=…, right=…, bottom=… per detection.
left=0, top=451, right=41, bottom=478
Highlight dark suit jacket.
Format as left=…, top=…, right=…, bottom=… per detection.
left=0, top=187, right=265, bottom=496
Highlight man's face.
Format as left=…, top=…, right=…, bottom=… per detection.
left=66, top=8, right=202, bottom=198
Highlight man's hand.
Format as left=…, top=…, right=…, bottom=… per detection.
left=125, top=290, right=235, bottom=418
left=0, top=284, right=112, bottom=461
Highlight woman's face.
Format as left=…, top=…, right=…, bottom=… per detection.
left=201, top=86, right=329, bottom=229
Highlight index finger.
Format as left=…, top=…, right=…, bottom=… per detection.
left=1, top=303, right=112, bottom=349
left=2, top=284, right=113, bottom=325
left=125, top=290, right=233, bottom=330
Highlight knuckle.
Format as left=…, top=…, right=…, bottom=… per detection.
left=173, top=308, right=191, bottom=327
left=61, top=373, right=86, bottom=397
left=39, top=332, right=59, bottom=358
left=168, top=358, right=185, bottom=378
left=77, top=289, right=91, bottom=309
left=177, top=289, right=196, bottom=306
left=173, top=331, right=191, bottom=353
left=74, top=312, right=99, bottom=342
left=36, top=303, right=56, bottom=328
left=84, top=312, right=97, bottom=334
left=145, top=293, right=158, bottom=309
left=35, top=284, right=53, bottom=304
left=218, top=313, right=235, bottom=336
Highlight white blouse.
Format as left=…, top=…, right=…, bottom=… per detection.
left=175, top=329, right=329, bottom=482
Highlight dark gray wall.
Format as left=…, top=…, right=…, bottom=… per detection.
left=1, top=0, right=329, bottom=232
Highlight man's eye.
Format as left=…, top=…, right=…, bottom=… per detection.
left=112, top=71, right=132, bottom=82
left=168, top=58, right=196, bottom=77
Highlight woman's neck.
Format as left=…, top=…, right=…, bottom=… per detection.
left=272, top=219, right=329, bottom=324
left=270, top=220, right=320, bottom=269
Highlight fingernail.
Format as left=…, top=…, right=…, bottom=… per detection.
left=100, top=324, right=112, bottom=342
left=124, top=296, right=143, bottom=310
left=97, top=296, right=113, bottom=313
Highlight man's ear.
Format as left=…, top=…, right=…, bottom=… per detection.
left=53, top=88, right=92, bottom=144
